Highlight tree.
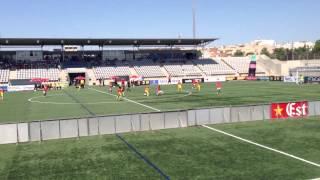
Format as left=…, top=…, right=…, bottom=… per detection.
left=293, top=46, right=309, bottom=60
left=313, top=40, right=320, bottom=53
left=233, top=50, right=244, bottom=57
left=260, top=48, right=270, bottom=57
left=273, top=48, right=287, bottom=60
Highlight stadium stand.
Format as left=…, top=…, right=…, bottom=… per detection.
left=93, top=66, right=131, bottom=79
left=289, top=66, right=320, bottom=76
left=0, top=69, right=10, bottom=83
left=133, top=60, right=165, bottom=77
left=194, top=59, right=235, bottom=75
left=302, top=60, right=320, bottom=67
left=164, top=63, right=202, bottom=77
left=16, top=68, right=60, bottom=81
left=222, top=57, right=265, bottom=74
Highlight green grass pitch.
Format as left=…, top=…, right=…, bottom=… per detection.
left=0, top=81, right=319, bottom=123
left=0, top=81, right=320, bottom=179
left=0, top=117, right=319, bottom=179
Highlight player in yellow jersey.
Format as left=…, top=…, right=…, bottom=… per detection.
left=117, top=86, right=123, bottom=101
left=144, top=86, right=150, bottom=96
left=0, top=88, right=4, bottom=101
left=80, top=79, right=85, bottom=89
left=177, top=81, right=183, bottom=93
left=196, top=80, right=201, bottom=92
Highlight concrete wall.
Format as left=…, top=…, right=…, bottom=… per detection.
left=0, top=102, right=319, bottom=144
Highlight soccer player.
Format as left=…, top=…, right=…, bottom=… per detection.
left=144, top=86, right=150, bottom=97
left=43, top=85, right=48, bottom=96
left=192, top=79, right=196, bottom=90
left=80, top=79, right=85, bottom=89
left=0, top=88, right=4, bottom=101
left=117, top=86, right=123, bottom=100
left=121, top=79, right=125, bottom=87
left=108, top=82, right=113, bottom=93
left=196, top=80, right=201, bottom=92
left=177, top=81, right=183, bottom=93
left=299, top=74, right=304, bottom=85
left=127, top=81, right=131, bottom=92
left=121, top=84, right=126, bottom=97
left=156, top=85, right=164, bottom=96
left=216, top=81, right=222, bottom=95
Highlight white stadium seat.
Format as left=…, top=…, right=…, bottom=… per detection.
left=93, top=66, right=131, bottom=79
left=0, top=69, right=10, bottom=83
left=16, top=68, right=60, bottom=81
left=164, top=63, right=202, bottom=77
left=223, top=57, right=264, bottom=74
left=133, top=60, right=165, bottom=77
left=194, top=59, right=235, bottom=75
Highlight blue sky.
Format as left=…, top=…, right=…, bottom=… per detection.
left=0, top=0, right=319, bottom=46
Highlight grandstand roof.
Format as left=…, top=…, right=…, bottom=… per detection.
left=0, top=38, right=217, bottom=46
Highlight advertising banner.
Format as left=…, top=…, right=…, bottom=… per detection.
left=246, top=76, right=257, bottom=80
left=149, top=80, right=159, bottom=85
left=204, top=76, right=226, bottom=82
left=271, top=101, right=308, bottom=119
left=247, top=54, right=257, bottom=79
left=256, top=76, right=269, bottom=81
left=269, top=76, right=283, bottom=81
left=305, top=76, right=320, bottom=84
left=0, top=85, right=8, bottom=92
left=157, top=79, right=181, bottom=85
left=7, top=85, right=34, bottom=92
left=182, top=78, right=204, bottom=84
left=283, top=76, right=297, bottom=83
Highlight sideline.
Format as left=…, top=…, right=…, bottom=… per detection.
left=202, top=125, right=320, bottom=168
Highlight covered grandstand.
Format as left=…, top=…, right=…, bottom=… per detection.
left=0, top=37, right=277, bottom=88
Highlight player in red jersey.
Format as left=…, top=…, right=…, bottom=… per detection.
left=192, top=79, right=196, bottom=89
left=216, top=81, right=222, bottom=95
left=43, top=85, right=49, bottom=96
left=121, top=83, right=126, bottom=97
left=156, top=85, right=164, bottom=96
left=108, top=82, right=113, bottom=93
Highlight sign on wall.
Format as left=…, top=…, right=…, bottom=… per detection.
left=283, top=76, right=297, bottom=83
left=204, top=76, right=226, bottom=82
left=271, top=101, right=308, bottom=119
left=7, top=85, right=35, bottom=92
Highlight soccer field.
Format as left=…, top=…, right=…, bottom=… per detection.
left=0, top=81, right=319, bottom=123
left=0, top=117, right=319, bottom=179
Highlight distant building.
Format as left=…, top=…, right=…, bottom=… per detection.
left=204, top=40, right=315, bottom=58
left=276, top=41, right=315, bottom=49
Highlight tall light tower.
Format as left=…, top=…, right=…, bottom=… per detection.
left=192, top=0, right=196, bottom=39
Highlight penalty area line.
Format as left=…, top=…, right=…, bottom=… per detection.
left=88, top=88, right=161, bottom=112
left=202, top=125, right=320, bottom=168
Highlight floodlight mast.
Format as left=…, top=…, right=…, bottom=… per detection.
left=192, top=0, right=196, bottom=39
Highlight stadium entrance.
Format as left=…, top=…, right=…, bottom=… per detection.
left=68, top=73, right=85, bottom=86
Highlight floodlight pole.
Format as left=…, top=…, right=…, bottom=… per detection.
left=192, top=0, right=196, bottom=40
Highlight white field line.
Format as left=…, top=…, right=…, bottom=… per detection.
left=89, top=88, right=161, bottom=112
left=310, top=178, right=320, bottom=180
left=202, top=125, right=320, bottom=168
